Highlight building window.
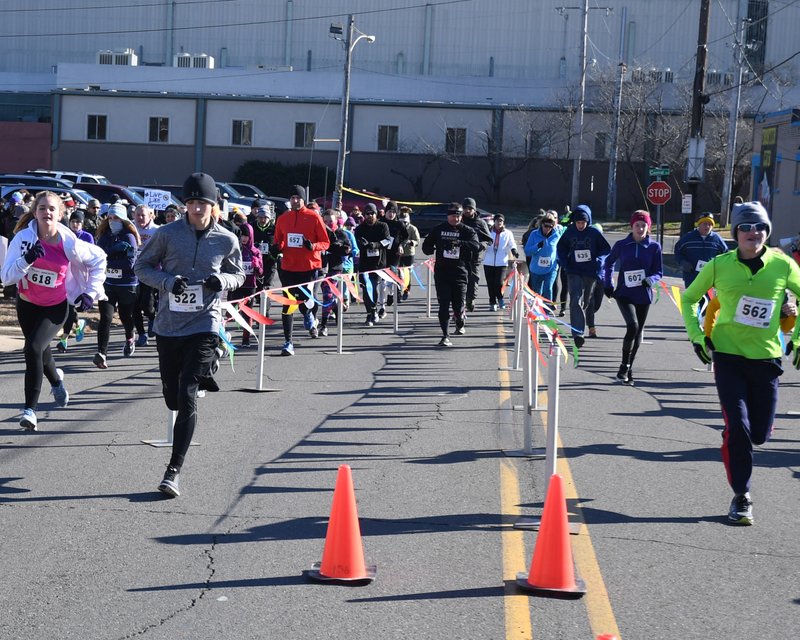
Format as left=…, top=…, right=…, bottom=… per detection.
left=294, top=122, right=315, bottom=149
left=595, top=132, right=610, bottom=159
left=445, top=127, right=466, bottom=155
left=148, top=117, right=169, bottom=143
left=232, top=119, right=253, bottom=146
left=87, top=114, right=107, bottom=141
left=377, top=125, right=399, bottom=151
left=525, top=130, right=551, bottom=158
left=745, top=0, right=768, bottom=73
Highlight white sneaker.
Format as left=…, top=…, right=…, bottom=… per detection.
left=20, top=408, right=37, bottom=431
left=51, top=368, right=69, bottom=407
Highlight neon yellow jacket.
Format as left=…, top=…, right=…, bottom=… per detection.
left=681, top=248, right=800, bottom=359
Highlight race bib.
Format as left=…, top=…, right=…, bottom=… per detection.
left=443, top=246, right=460, bottom=259
left=27, top=267, right=58, bottom=288
left=367, top=248, right=380, bottom=257
left=623, top=269, right=645, bottom=287
left=287, top=233, right=303, bottom=248
left=106, top=268, right=123, bottom=279
left=243, top=261, right=253, bottom=275
left=537, top=256, right=552, bottom=268
left=259, top=242, right=269, bottom=254
left=695, top=259, right=707, bottom=272
left=168, top=284, right=204, bottom=312
left=574, top=249, right=591, bottom=263
left=734, top=295, right=774, bottom=328
left=383, top=236, right=394, bottom=248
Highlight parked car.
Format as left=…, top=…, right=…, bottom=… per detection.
left=25, top=169, right=110, bottom=185
left=227, top=182, right=267, bottom=200
left=0, top=174, right=73, bottom=189
left=78, top=183, right=145, bottom=207
left=1, top=184, right=93, bottom=208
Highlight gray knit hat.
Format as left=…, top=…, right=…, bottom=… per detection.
left=731, top=201, right=770, bottom=238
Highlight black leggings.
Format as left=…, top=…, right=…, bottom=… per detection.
left=277, top=269, right=317, bottom=341
left=97, top=285, right=137, bottom=354
left=156, top=333, right=218, bottom=470
left=483, top=264, right=507, bottom=306
left=133, top=283, right=156, bottom=335
left=615, top=299, right=650, bottom=366
left=434, top=271, right=467, bottom=336
left=17, top=297, right=68, bottom=410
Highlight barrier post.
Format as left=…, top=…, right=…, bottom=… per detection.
left=256, top=292, right=267, bottom=390
left=543, top=341, right=561, bottom=493
left=511, top=275, right=525, bottom=370
left=141, top=410, right=198, bottom=448
left=505, top=318, right=545, bottom=459
left=426, top=264, right=432, bottom=318
left=326, top=274, right=353, bottom=356
left=393, top=280, right=400, bottom=333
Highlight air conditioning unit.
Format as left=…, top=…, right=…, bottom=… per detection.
left=191, top=53, right=215, bottom=69
left=174, top=53, right=192, bottom=68
left=97, top=49, right=138, bottom=66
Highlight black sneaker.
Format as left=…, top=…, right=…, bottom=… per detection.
left=466, top=301, right=475, bottom=312
left=728, top=493, right=753, bottom=525
left=364, top=315, right=374, bottom=327
left=454, top=325, right=466, bottom=335
left=438, top=336, right=453, bottom=347
left=573, top=335, right=585, bottom=349
left=386, top=294, right=394, bottom=307
left=319, top=325, right=328, bottom=337
left=158, top=465, right=180, bottom=498
left=615, top=364, right=631, bottom=385
left=377, top=306, right=386, bottom=320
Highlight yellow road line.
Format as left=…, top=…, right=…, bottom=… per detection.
left=498, top=321, right=621, bottom=640
left=498, top=346, right=534, bottom=640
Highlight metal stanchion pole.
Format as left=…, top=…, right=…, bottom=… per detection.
left=393, top=281, right=400, bottom=333
left=544, top=341, right=561, bottom=494
left=511, top=276, right=524, bottom=370
left=426, top=265, right=432, bottom=318
left=337, top=281, right=345, bottom=354
left=256, top=293, right=267, bottom=390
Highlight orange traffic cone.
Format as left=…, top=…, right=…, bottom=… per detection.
left=307, top=465, right=376, bottom=584
left=516, top=473, right=586, bottom=598
left=596, top=635, right=619, bottom=640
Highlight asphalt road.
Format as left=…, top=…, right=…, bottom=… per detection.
left=0, top=261, right=798, bottom=639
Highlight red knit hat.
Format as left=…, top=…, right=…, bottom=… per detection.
left=630, top=210, right=651, bottom=227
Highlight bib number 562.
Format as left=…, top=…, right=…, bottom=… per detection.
left=740, top=303, right=767, bottom=319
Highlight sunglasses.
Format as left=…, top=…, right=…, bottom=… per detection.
left=737, top=223, right=768, bottom=232
left=541, top=222, right=554, bottom=228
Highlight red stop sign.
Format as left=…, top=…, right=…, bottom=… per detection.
left=647, top=181, right=671, bottom=206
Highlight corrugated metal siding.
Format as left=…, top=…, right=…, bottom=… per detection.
left=2, top=0, right=796, bottom=91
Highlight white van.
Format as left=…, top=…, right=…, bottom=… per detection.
left=25, top=169, right=110, bottom=185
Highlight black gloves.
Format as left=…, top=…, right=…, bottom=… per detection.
left=693, top=336, right=715, bottom=365
left=604, top=287, right=614, bottom=299
left=74, top=294, right=93, bottom=312
left=24, top=241, right=45, bottom=265
left=302, top=238, right=314, bottom=250
left=109, top=241, right=133, bottom=255
left=511, top=248, right=519, bottom=259
left=536, top=241, right=544, bottom=250
left=785, top=341, right=800, bottom=370
left=204, top=275, right=223, bottom=292
left=358, top=237, right=369, bottom=248
left=171, top=276, right=188, bottom=295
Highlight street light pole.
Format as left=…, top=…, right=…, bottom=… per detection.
left=570, top=0, right=589, bottom=208
left=606, top=61, right=625, bottom=220
left=331, top=15, right=375, bottom=212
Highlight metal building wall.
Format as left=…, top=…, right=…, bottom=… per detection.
left=5, top=0, right=790, bottom=88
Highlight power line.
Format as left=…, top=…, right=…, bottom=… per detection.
left=0, top=0, right=475, bottom=38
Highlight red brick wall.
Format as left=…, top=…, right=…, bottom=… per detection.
left=0, top=122, right=51, bottom=173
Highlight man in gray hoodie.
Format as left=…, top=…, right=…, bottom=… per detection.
left=135, top=172, right=244, bottom=498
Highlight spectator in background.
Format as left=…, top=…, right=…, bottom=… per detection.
left=673, top=212, right=729, bottom=288
left=483, top=213, right=519, bottom=311
left=460, top=197, right=493, bottom=312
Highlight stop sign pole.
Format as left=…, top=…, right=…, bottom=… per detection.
left=647, top=180, right=672, bottom=246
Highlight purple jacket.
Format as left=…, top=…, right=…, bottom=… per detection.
left=602, top=233, right=663, bottom=305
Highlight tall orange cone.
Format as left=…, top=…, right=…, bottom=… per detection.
left=516, top=473, right=586, bottom=598
left=307, top=465, right=376, bottom=584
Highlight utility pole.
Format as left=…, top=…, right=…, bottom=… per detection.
left=720, top=12, right=749, bottom=227
left=682, top=0, right=711, bottom=236
left=557, top=3, right=612, bottom=209
left=606, top=60, right=625, bottom=220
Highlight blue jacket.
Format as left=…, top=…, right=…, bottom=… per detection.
left=97, top=230, right=138, bottom=287
left=673, top=228, right=728, bottom=286
left=602, top=233, right=663, bottom=305
left=556, top=222, right=610, bottom=277
left=524, top=226, right=562, bottom=275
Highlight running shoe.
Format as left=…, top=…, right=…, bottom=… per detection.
left=588, top=327, right=598, bottom=338
left=280, top=341, right=295, bottom=356
left=135, top=333, right=149, bottom=348
left=490, top=304, right=498, bottom=312
left=123, top=339, right=135, bottom=357
left=438, top=336, right=453, bottom=347
left=20, top=408, right=37, bottom=431
left=386, top=294, right=394, bottom=307
left=303, top=310, right=316, bottom=331
left=466, top=301, right=475, bottom=312
left=74, top=319, right=86, bottom=342
left=377, top=306, right=386, bottom=320
left=498, top=300, right=506, bottom=310
left=454, top=326, right=466, bottom=336
left=51, top=368, right=69, bottom=408
left=56, top=338, right=68, bottom=353
left=319, top=325, right=328, bottom=337
left=364, top=316, right=374, bottom=327
left=728, top=493, right=753, bottom=525
left=93, top=352, right=108, bottom=369
left=158, top=465, right=180, bottom=498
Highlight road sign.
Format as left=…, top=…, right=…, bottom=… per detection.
left=649, top=167, right=670, bottom=177
left=647, top=181, right=671, bottom=206
left=682, top=194, right=692, bottom=214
